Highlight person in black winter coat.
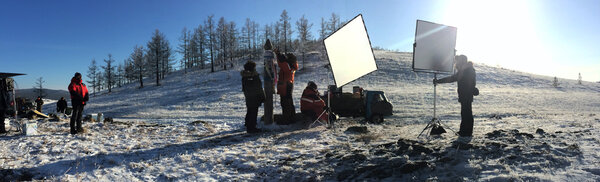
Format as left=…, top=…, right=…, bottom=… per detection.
left=434, top=55, right=477, bottom=137
left=57, top=97, right=68, bottom=114
left=35, top=96, right=44, bottom=112
left=241, top=61, right=266, bottom=133
left=0, top=78, right=10, bottom=133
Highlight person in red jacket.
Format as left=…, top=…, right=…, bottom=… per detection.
left=300, top=81, right=328, bottom=125
left=68, top=72, right=89, bottom=134
left=276, top=51, right=298, bottom=124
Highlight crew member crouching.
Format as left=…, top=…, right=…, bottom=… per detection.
left=300, top=81, right=328, bottom=126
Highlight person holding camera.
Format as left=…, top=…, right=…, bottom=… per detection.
left=241, top=61, right=265, bottom=133
left=68, top=72, right=89, bottom=134
left=275, top=51, right=298, bottom=124
left=434, top=55, right=478, bottom=137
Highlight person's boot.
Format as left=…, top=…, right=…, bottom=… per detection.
left=70, top=127, right=77, bottom=135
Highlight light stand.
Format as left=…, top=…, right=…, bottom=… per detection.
left=417, top=73, right=456, bottom=138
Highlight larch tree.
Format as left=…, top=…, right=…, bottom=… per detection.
left=279, top=10, right=292, bottom=52
left=205, top=15, right=216, bottom=72
left=33, top=77, right=46, bottom=98
left=296, top=15, right=313, bottom=69
left=101, top=54, right=115, bottom=93
left=87, top=59, right=98, bottom=96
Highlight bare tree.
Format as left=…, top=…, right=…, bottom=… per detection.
left=319, top=17, right=328, bottom=40
left=263, top=24, right=273, bottom=42
left=328, top=13, right=341, bottom=33
left=217, top=17, right=228, bottom=70
left=33, top=77, right=46, bottom=98
left=116, top=63, right=124, bottom=87
left=192, top=25, right=206, bottom=69
left=131, top=45, right=145, bottom=88
left=101, top=54, right=115, bottom=92
left=87, top=59, right=98, bottom=96
left=279, top=10, right=292, bottom=52
left=296, top=15, right=313, bottom=69
left=178, top=27, right=191, bottom=74
left=206, top=15, right=216, bottom=72
left=243, top=18, right=253, bottom=59
left=228, top=21, right=238, bottom=68
left=273, top=22, right=281, bottom=50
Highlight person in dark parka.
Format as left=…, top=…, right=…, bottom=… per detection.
left=241, top=61, right=266, bottom=133
left=35, top=96, right=44, bottom=112
left=68, top=72, right=89, bottom=134
left=0, top=78, right=10, bottom=133
left=434, top=55, right=477, bottom=137
left=57, top=97, right=67, bottom=114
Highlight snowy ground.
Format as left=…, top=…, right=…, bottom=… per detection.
left=1, top=50, right=600, bottom=181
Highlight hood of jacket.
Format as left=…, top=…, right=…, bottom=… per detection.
left=241, top=70, right=259, bottom=78
left=71, top=77, right=82, bottom=85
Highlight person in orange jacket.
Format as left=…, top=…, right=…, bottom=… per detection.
left=68, top=72, right=89, bottom=134
left=276, top=51, right=298, bottom=124
left=300, top=81, right=328, bottom=125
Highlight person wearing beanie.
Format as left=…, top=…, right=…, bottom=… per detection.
left=241, top=61, right=265, bottom=133
left=262, top=39, right=277, bottom=125
left=434, top=55, right=477, bottom=137
left=68, top=72, right=89, bottom=134
left=276, top=51, right=298, bottom=124
left=300, top=81, right=328, bottom=127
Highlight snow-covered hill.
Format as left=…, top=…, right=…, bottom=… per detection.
left=3, top=50, right=600, bottom=181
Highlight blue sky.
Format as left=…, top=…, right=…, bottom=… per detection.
left=1, top=0, right=599, bottom=90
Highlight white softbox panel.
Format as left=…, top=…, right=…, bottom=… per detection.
left=412, top=20, right=457, bottom=73
left=324, top=14, right=377, bottom=87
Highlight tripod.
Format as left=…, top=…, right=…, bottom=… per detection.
left=418, top=73, right=456, bottom=138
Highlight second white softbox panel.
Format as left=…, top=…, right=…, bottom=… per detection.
left=412, top=20, right=457, bottom=73
left=324, top=14, right=377, bottom=87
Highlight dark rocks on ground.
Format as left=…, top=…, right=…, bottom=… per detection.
left=398, top=161, right=429, bottom=173
left=103, top=117, right=114, bottom=123
left=536, top=128, right=545, bottom=135
left=342, top=153, right=367, bottom=163
left=489, top=114, right=502, bottom=120
left=485, top=130, right=506, bottom=138
left=345, top=126, right=368, bottom=133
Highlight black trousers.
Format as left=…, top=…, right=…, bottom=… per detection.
left=459, top=101, right=474, bottom=136
left=70, top=104, right=84, bottom=134
left=57, top=107, right=66, bottom=114
left=245, top=104, right=259, bottom=131
left=0, top=109, right=5, bottom=133
left=280, top=83, right=295, bottom=124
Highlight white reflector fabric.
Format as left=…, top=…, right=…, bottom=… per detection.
left=324, top=14, right=377, bottom=87
left=413, top=20, right=457, bottom=73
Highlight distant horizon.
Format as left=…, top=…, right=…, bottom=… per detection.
left=2, top=0, right=599, bottom=89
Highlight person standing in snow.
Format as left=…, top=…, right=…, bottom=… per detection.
left=300, top=81, right=328, bottom=127
left=56, top=97, right=67, bottom=114
left=0, top=78, right=10, bottom=134
left=35, top=96, right=44, bottom=112
left=241, top=61, right=265, bottom=133
left=68, top=72, right=89, bottom=134
left=434, top=55, right=478, bottom=137
left=276, top=51, right=298, bottom=124
left=262, top=39, right=277, bottom=125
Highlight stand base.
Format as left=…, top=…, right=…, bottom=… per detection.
left=418, top=118, right=458, bottom=138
